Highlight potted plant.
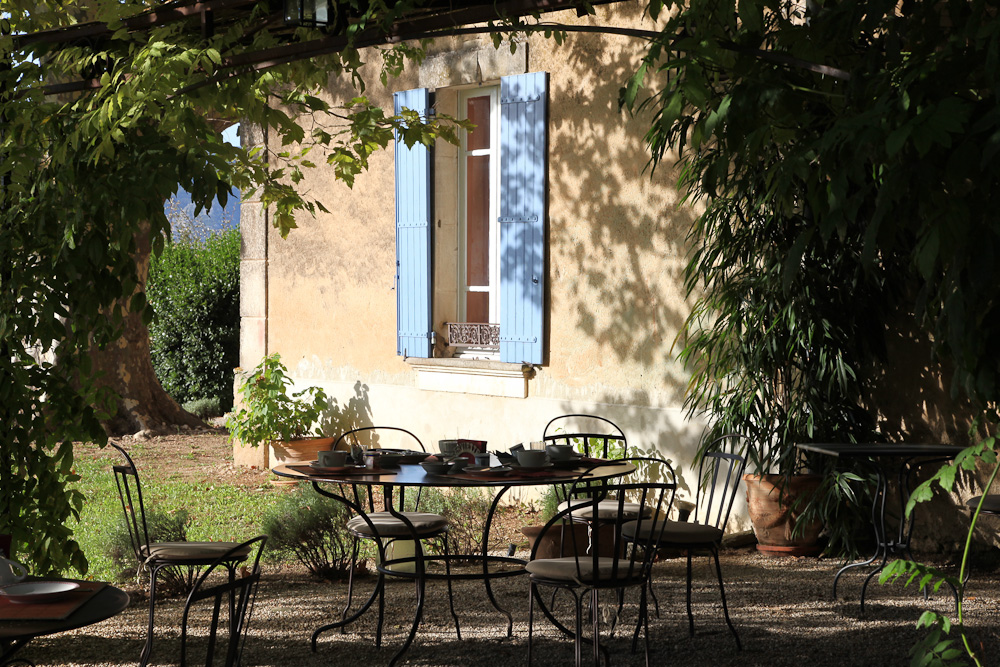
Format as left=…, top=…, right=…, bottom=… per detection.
left=679, top=191, right=884, bottom=558
left=227, top=354, right=333, bottom=476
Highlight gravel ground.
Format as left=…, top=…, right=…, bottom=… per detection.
left=14, top=546, right=1000, bottom=666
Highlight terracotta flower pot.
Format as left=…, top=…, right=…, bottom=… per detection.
left=521, top=523, right=623, bottom=559
left=744, top=473, right=824, bottom=557
left=270, top=437, right=336, bottom=485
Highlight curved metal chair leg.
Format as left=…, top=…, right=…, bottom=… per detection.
left=340, top=539, right=360, bottom=633
left=376, top=565, right=386, bottom=649
left=388, top=556, right=426, bottom=667
left=590, top=588, right=601, bottom=667
left=573, top=589, right=583, bottom=667
left=442, top=535, right=461, bottom=640
left=685, top=553, right=695, bottom=637
left=527, top=581, right=536, bottom=666
left=140, top=566, right=161, bottom=667
left=712, top=549, right=741, bottom=650
left=641, top=586, right=651, bottom=667
left=609, top=588, right=624, bottom=637
left=312, top=567, right=384, bottom=651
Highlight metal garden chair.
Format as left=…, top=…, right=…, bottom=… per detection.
left=624, top=433, right=746, bottom=649
left=110, top=442, right=254, bottom=667
left=526, top=471, right=675, bottom=667
left=316, top=426, right=459, bottom=657
left=180, top=536, right=266, bottom=667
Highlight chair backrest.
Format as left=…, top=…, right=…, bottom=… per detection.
left=531, top=465, right=675, bottom=584
left=333, top=426, right=426, bottom=453
left=110, top=442, right=153, bottom=560
left=542, top=414, right=627, bottom=459
left=693, top=434, right=748, bottom=531
left=181, top=536, right=266, bottom=667
left=332, top=426, right=425, bottom=513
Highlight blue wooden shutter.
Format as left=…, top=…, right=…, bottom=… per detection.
left=394, top=88, right=433, bottom=358
left=499, top=72, right=547, bottom=364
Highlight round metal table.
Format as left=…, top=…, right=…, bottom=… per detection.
left=1, top=582, right=130, bottom=665
left=273, top=459, right=635, bottom=665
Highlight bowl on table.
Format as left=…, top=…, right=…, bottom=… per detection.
left=515, top=449, right=550, bottom=468
left=545, top=444, right=576, bottom=461
left=420, top=461, right=454, bottom=475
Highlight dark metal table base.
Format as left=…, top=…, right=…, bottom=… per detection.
left=309, top=481, right=524, bottom=666
left=831, top=456, right=960, bottom=614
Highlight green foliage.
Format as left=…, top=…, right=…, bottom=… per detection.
left=875, top=435, right=1000, bottom=665
left=622, top=0, right=1000, bottom=560
left=106, top=505, right=196, bottom=595
left=630, top=0, right=1000, bottom=416
left=908, top=613, right=971, bottom=667
left=795, top=470, right=872, bottom=558
left=148, top=229, right=239, bottom=412
left=261, top=486, right=357, bottom=580
left=227, top=353, right=330, bottom=446
left=420, top=488, right=500, bottom=556
left=0, top=0, right=465, bottom=575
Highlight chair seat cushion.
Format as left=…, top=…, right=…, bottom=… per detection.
left=347, top=512, right=448, bottom=537
left=141, top=541, right=251, bottom=562
left=556, top=498, right=652, bottom=521
left=966, top=495, right=1000, bottom=514
left=622, top=519, right=723, bottom=546
left=526, top=556, right=642, bottom=582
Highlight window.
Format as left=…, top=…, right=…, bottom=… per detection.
left=459, top=87, right=500, bottom=326
left=394, top=72, right=547, bottom=365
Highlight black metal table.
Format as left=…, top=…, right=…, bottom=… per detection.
left=273, top=460, right=636, bottom=665
left=796, top=442, right=964, bottom=613
left=0, top=582, right=130, bottom=665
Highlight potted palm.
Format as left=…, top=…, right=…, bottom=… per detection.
left=680, top=194, right=884, bottom=557
left=227, top=354, right=333, bottom=477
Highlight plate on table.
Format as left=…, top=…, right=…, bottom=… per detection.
left=0, top=581, right=80, bottom=604
left=464, top=466, right=512, bottom=476
left=550, top=458, right=585, bottom=469
left=364, top=450, right=430, bottom=466
left=309, top=461, right=357, bottom=474
left=511, top=462, right=555, bottom=471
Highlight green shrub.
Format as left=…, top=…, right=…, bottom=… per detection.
left=420, top=488, right=503, bottom=557
left=262, top=487, right=358, bottom=580
left=106, top=506, right=195, bottom=595
left=182, top=397, right=223, bottom=419
left=147, top=228, right=239, bottom=412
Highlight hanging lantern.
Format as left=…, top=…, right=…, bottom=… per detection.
left=284, top=0, right=335, bottom=27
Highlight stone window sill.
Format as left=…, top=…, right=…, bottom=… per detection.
left=405, top=358, right=531, bottom=398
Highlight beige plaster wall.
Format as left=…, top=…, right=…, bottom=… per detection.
left=237, top=5, right=741, bottom=521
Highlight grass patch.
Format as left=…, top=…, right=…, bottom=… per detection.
left=68, top=446, right=284, bottom=582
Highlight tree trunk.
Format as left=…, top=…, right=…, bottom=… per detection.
left=91, top=220, right=205, bottom=436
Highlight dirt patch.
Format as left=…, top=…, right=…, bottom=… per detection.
left=75, top=429, right=273, bottom=490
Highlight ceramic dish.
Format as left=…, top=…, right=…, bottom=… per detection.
left=309, top=461, right=357, bottom=473
left=364, top=450, right=431, bottom=465
left=419, top=461, right=454, bottom=475
left=550, top=459, right=585, bottom=469
left=511, top=462, right=555, bottom=471
left=0, top=581, right=80, bottom=604
left=397, top=452, right=432, bottom=465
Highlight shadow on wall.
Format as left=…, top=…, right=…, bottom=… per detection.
left=318, top=381, right=375, bottom=440
left=551, top=13, right=695, bottom=367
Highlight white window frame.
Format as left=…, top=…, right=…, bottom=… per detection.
left=457, top=86, right=501, bottom=326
